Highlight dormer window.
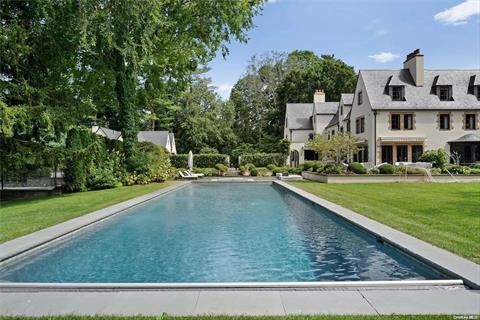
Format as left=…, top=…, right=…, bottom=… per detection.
left=391, top=86, right=404, bottom=101
left=438, top=86, right=452, bottom=101
left=475, top=86, right=480, bottom=100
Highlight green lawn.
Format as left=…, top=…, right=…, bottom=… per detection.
left=289, top=181, right=480, bottom=264
left=0, top=316, right=456, bottom=320
left=0, top=181, right=178, bottom=243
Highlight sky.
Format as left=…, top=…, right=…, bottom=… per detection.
left=205, top=0, right=480, bottom=99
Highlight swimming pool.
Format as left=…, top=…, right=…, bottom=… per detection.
left=0, top=183, right=447, bottom=283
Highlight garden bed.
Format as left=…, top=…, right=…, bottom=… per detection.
left=302, top=171, right=480, bottom=183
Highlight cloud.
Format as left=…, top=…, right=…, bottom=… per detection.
left=368, top=52, right=400, bottom=63
left=266, top=0, right=278, bottom=3
left=434, top=0, right=480, bottom=26
left=214, top=83, right=233, bottom=99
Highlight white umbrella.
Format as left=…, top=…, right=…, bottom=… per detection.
left=188, top=150, right=193, bottom=171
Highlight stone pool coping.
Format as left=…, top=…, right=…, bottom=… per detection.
left=0, top=181, right=191, bottom=264
left=0, top=179, right=478, bottom=290
left=0, top=180, right=479, bottom=315
left=275, top=181, right=480, bottom=289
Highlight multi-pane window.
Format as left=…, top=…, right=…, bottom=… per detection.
left=391, top=114, right=401, bottom=130
left=439, top=114, right=451, bottom=130
left=404, top=114, right=413, bottom=130
left=465, top=114, right=477, bottom=130
left=356, top=117, right=365, bottom=133
left=412, top=145, right=423, bottom=162
left=397, top=145, right=408, bottom=162
left=392, top=86, right=404, bottom=101
left=439, top=86, right=452, bottom=101
left=358, top=91, right=363, bottom=105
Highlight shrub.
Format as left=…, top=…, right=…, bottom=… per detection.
left=348, top=162, right=366, bottom=174
left=378, top=163, right=394, bottom=174
left=193, top=167, right=217, bottom=177
left=272, top=166, right=289, bottom=175
left=170, top=154, right=229, bottom=168
left=369, top=167, right=380, bottom=174
left=127, top=142, right=174, bottom=183
left=239, top=153, right=286, bottom=167
left=266, top=164, right=276, bottom=171
left=302, top=161, right=316, bottom=171
left=288, top=167, right=303, bottom=175
left=470, top=163, right=480, bottom=169
left=470, top=168, right=480, bottom=174
left=442, top=164, right=468, bottom=174
left=64, top=127, right=97, bottom=192
left=320, top=163, right=345, bottom=175
left=215, top=163, right=228, bottom=173
left=250, top=167, right=258, bottom=176
left=86, top=167, right=119, bottom=190
left=418, top=149, right=449, bottom=168
left=430, top=168, right=442, bottom=175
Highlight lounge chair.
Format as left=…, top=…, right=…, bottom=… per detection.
left=186, top=170, right=204, bottom=177
left=178, top=171, right=197, bottom=180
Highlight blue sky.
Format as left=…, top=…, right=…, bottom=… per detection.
left=206, top=0, right=480, bottom=99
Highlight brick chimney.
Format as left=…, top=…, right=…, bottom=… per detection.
left=403, top=49, right=424, bottom=87
left=314, top=89, right=325, bottom=103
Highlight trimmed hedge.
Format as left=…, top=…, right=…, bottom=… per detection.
left=170, top=154, right=229, bottom=168
left=378, top=163, right=394, bottom=174
left=348, top=162, right=367, bottom=174
left=239, top=153, right=286, bottom=167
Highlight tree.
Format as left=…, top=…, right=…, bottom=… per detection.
left=231, top=52, right=287, bottom=146
left=305, top=132, right=359, bottom=163
left=172, top=76, right=238, bottom=154
left=330, top=132, right=359, bottom=163
left=304, top=135, right=332, bottom=161
left=79, top=0, right=263, bottom=167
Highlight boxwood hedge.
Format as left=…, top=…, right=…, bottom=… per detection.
left=238, top=153, right=286, bottom=167
left=170, top=154, right=230, bottom=168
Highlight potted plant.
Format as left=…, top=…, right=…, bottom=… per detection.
left=215, top=163, right=228, bottom=176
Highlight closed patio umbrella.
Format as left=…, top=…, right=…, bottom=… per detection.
left=188, top=150, right=193, bottom=171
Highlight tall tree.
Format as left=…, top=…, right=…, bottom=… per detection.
left=79, top=0, right=263, bottom=166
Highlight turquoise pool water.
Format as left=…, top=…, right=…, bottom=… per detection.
left=0, top=183, right=446, bottom=283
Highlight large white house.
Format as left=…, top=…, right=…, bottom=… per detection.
left=284, top=49, right=480, bottom=166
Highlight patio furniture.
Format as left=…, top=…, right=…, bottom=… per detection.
left=186, top=170, right=204, bottom=177
left=178, top=171, right=197, bottom=180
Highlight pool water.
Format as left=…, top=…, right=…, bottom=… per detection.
left=0, top=183, right=447, bottom=283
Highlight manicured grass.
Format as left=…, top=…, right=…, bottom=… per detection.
left=289, top=181, right=480, bottom=264
left=0, top=181, right=178, bottom=243
left=0, top=316, right=456, bottom=320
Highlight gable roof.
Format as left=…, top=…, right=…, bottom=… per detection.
left=138, top=131, right=171, bottom=147
left=325, top=110, right=340, bottom=129
left=360, top=69, right=480, bottom=110
left=314, top=102, right=338, bottom=114
left=340, top=93, right=354, bottom=105
left=286, top=103, right=314, bottom=130
left=92, top=126, right=122, bottom=140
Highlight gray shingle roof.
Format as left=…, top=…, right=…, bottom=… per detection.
left=286, top=103, right=313, bottom=130
left=138, top=131, right=170, bottom=147
left=340, top=93, right=354, bottom=105
left=361, top=69, right=480, bottom=110
left=325, top=110, right=339, bottom=128
left=97, top=127, right=122, bottom=140
left=315, top=102, right=338, bottom=114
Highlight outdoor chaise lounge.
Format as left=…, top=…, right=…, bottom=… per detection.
left=186, top=170, right=204, bottom=177
left=178, top=171, right=198, bottom=180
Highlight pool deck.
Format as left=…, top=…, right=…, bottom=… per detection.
left=1, top=286, right=479, bottom=316
left=0, top=179, right=479, bottom=316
